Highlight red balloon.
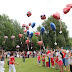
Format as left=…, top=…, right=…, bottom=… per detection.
left=26, top=40, right=29, bottom=44
left=37, top=41, right=43, bottom=46
left=19, top=34, right=23, bottom=38
left=53, top=12, right=60, bottom=20
left=29, top=23, right=31, bottom=26
left=41, top=14, right=46, bottom=20
left=63, top=7, right=71, bottom=14
left=26, top=26, right=29, bottom=30
left=35, top=31, right=40, bottom=37
left=22, top=24, right=26, bottom=27
left=66, top=4, right=72, bottom=8
left=27, top=11, right=32, bottom=17
left=24, top=29, right=27, bottom=33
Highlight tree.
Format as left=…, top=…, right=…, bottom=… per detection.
left=37, top=16, right=70, bottom=49
left=0, top=14, right=24, bottom=51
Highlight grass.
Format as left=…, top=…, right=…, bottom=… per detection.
left=4, top=57, right=70, bottom=72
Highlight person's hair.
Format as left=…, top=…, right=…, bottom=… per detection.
left=10, top=52, right=14, bottom=56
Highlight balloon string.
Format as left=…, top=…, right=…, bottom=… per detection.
left=55, top=31, right=56, bottom=42
left=41, top=35, right=44, bottom=46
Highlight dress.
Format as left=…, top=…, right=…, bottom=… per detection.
left=65, top=54, right=69, bottom=66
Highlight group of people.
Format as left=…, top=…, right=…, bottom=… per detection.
left=37, top=47, right=72, bottom=72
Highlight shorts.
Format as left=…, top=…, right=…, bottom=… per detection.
left=39, top=61, right=41, bottom=63
left=58, top=60, right=63, bottom=65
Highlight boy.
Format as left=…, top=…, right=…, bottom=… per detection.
left=9, top=52, right=18, bottom=72
left=42, top=54, right=45, bottom=66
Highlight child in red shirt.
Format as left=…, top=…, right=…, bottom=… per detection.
left=42, top=54, right=45, bottom=66
left=9, top=52, right=18, bottom=72
left=38, top=54, right=41, bottom=66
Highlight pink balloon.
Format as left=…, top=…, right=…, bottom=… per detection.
left=63, top=7, right=71, bottom=14
left=22, top=24, right=26, bottom=27
left=4, top=36, right=8, bottom=39
left=66, top=4, right=72, bottom=8
left=19, top=34, right=23, bottom=38
left=26, top=40, right=29, bottom=44
left=53, top=12, right=60, bottom=20
left=37, top=41, right=43, bottom=46
left=26, top=26, right=29, bottom=30
left=24, top=29, right=27, bottom=33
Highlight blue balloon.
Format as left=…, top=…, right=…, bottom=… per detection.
left=27, top=30, right=29, bottom=35
left=41, top=27, right=45, bottom=35
left=29, top=32, right=33, bottom=38
left=31, top=22, right=36, bottom=28
left=50, top=22, right=56, bottom=32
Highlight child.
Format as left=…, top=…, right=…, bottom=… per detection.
left=58, top=49, right=64, bottom=72
left=9, top=52, right=18, bottom=72
left=42, top=54, right=45, bottom=66
left=37, top=54, right=41, bottom=66
left=65, top=51, right=70, bottom=71
left=45, top=55, right=49, bottom=68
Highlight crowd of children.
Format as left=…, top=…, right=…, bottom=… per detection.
left=37, top=48, right=72, bottom=72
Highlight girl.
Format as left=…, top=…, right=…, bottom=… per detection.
left=37, top=54, right=41, bottom=66
left=45, top=55, right=49, bottom=68
left=58, top=48, right=64, bottom=72
left=65, top=51, right=70, bottom=71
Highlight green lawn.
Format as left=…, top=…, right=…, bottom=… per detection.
left=4, top=57, right=70, bottom=72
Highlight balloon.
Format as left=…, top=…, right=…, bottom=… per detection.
left=63, top=7, right=71, bottom=14
left=53, top=12, right=60, bottom=20
left=27, top=11, right=32, bottom=17
left=16, top=45, right=20, bottom=48
left=26, top=39, right=29, bottom=44
left=27, top=30, right=29, bottom=36
left=31, top=22, right=36, bottom=28
left=41, top=27, right=45, bottom=35
left=11, top=35, right=15, bottom=39
left=19, top=34, right=23, bottom=38
left=4, top=36, right=8, bottom=39
left=50, top=22, right=56, bottom=32
left=29, top=32, right=33, bottom=38
left=35, top=31, right=40, bottom=37
left=22, top=24, right=26, bottom=27
left=66, top=4, right=72, bottom=8
left=40, top=14, right=46, bottom=20
left=29, top=23, right=31, bottom=26
left=24, top=29, right=27, bottom=33
left=26, top=26, right=29, bottom=30
left=37, top=41, right=43, bottom=46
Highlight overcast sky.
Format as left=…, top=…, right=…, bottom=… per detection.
left=0, top=0, right=72, bottom=37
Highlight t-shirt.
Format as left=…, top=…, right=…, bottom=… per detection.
left=38, top=56, right=41, bottom=61
left=62, top=52, right=65, bottom=59
left=42, top=57, right=45, bottom=62
left=9, top=56, right=15, bottom=65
